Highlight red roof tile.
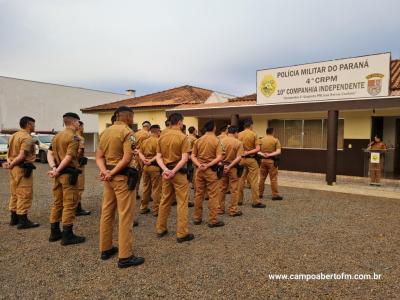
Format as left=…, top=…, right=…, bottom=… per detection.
left=82, top=85, right=214, bottom=112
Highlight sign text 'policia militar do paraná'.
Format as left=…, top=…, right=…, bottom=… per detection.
left=257, top=53, right=391, bottom=105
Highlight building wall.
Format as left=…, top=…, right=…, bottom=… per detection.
left=0, top=76, right=126, bottom=133
left=97, top=109, right=199, bottom=134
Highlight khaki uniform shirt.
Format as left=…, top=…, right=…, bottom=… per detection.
left=134, top=129, right=150, bottom=149
left=238, top=129, right=261, bottom=151
left=140, top=136, right=158, bottom=160
left=259, top=135, right=281, bottom=153
left=218, top=132, right=228, bottom=140
left=187, top=134, right=198, bottom=152
left=221, top=136, right=244, bottom=163
left=98, top=121, right=135, bottom=166
left=77, top=132, right=85, bottom=157
left=51, top=128, right=80, bottom=168
left=8, top=129, right=36, bottom=163
left=192, top=132, right=223, bottom=164
left=369, top=141, right=387, bottom=151
left=157, top=128, right=190, bottom=165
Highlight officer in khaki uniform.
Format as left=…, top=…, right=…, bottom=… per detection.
left=4, top=116, right=39, bottom=229
left=191, top=120, right=225, bottom=227
left=367, top=135, right=387, bottom=186
left=134, top=121, right=151, bottom=199
left=218, top=125, right=244, bottom=216
left=258, top=127, right=283, bottom=200
left=76, top=121, right=91, bottom=216
left=96, top=106, right=145, bottom=268
left=138, top=124, right=162, bottom=216
left=218, top=125, right=229, bottom=140
left=238, top=119, right=266, bottom=208
left=47, top=112, right=85, bottom=245
left=187, top=126, right=198, bottom=198
left=155, top=113, right=194, bottom=243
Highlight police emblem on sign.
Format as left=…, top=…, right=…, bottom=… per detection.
left=259, top=75, right=277, bottom=98
left=366, top=73, right=384, bottom=96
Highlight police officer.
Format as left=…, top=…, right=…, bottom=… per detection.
left=218, top=125, right=229, bottom=140
left=134, top=120, right=151, bottom=199
left=75, top=121, right=91, bottom=216
left=191, top=120, right=224, bottom=227
left=155, top=113, right=194, bottom=243
left=367, top=135, right=387, bottom=186
left=258, top=127, right=283, bottom=200
left=96, top=106, right=144, bottom=268
left=238, top=118, right=266, bottom=208
left=47, top=112, right=85, bottom=245
left=218, top=125, right=244, bottom=216
left=3, top=116, right=39, bottom=229
left=138, top=124, right=162, bottom=216
left=187, top=126, right=198, bottom=196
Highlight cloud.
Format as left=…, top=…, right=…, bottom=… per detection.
left=0, top=0, right=399, bottom=96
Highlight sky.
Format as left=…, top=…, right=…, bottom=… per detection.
left=0, top=0, right=399, bottom=97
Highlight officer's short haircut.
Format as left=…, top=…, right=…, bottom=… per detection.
left=228, top=125, right=238, bottom=134
left=243, top=118, right=253, bottom=128
left=188, top=126, right=196, bottom=134
left=266, top=127, right=274, bottom=135
left=63, top=112, right=80, bottom=120
left=114, top=106, right=133, bottom=114
left=169, top=113, right=184, bottom=125
left=19, top=116, right=35, bottom=129
left=150, top=124, right=160, bottom=133
left=165, top=119, right=171, bottom=127
left=203, top=120, right=215, bottom=132
left=220, top=125, right=228, bottom=132
left=142, top=121, right=151, bottom=126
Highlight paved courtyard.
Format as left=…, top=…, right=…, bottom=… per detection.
left=0, top=161, right=399, bottom=299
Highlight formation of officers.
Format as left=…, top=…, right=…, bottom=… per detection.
left=3, top=106, right=283, bottom=269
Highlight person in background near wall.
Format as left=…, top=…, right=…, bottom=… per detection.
left=133, top=121, right=151, bottom=200
left=367, top=135, right=387, bottom=186
left=75, top=121, right=91, bottom=216
left=3, top=116, right=40, bottom=229
left=258, top=127, right=283, bottom=200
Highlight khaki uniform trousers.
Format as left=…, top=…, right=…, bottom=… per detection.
left=238, top=158, right=260, bottom=204
left=259, top=159, right=279, bottom=197
left=100, top=175, right=135, bottom=259
left=9, top=166, right=33, bottom=215
left=156, top=172, right=189, bottom=238
left=369, top=163, right=382, bottom=184
left=140, top=165, right=161, bottom=215
left=77, top=166, right=85, bottom=203
left=50, top=174, right=79, bottom=226
left=193, top=168, right=220, bottom=224
left=136, top=160, right=143, bottom=197
left=219, top=167, right=240, bottom=215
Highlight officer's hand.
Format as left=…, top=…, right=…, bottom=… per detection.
left=2, top=162, right=11, bottom=169
left=162, top=169, right=172, bottom=180
left=103, top=170, right=113, bottom=181
left=223, top=165, right=230, bottom=174
left=199, top=164, right=207, bottom=171
left=264, top=153, right=270, bottom=158
left=143, top=159, right=151, bottom=165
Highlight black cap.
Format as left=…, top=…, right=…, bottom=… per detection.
left=150, top=124, right=160, bottom=130
left=114, top=106, right=133, bottom=114
left=142, top=120, right=151, bottom=126
left=63, top=112, right=80, bottom=120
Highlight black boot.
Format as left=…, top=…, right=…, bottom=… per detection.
left=76, top=202, right=91, bottom=216
left=61, top=225, right=85, bottom=246
left=118, top=256, right=145, bottom=268
left=17, top=214, right=40, bottom=230
left=10, top=211, right=18, bottom=226
left=49, top=222, right=62, bottom=242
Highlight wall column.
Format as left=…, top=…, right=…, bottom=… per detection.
left=326, top=110, right=339, bottom=185
left=230, top=114, right=239, bottom=126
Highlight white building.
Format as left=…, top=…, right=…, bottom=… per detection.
left=0, top=76, right=128, bottom=152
